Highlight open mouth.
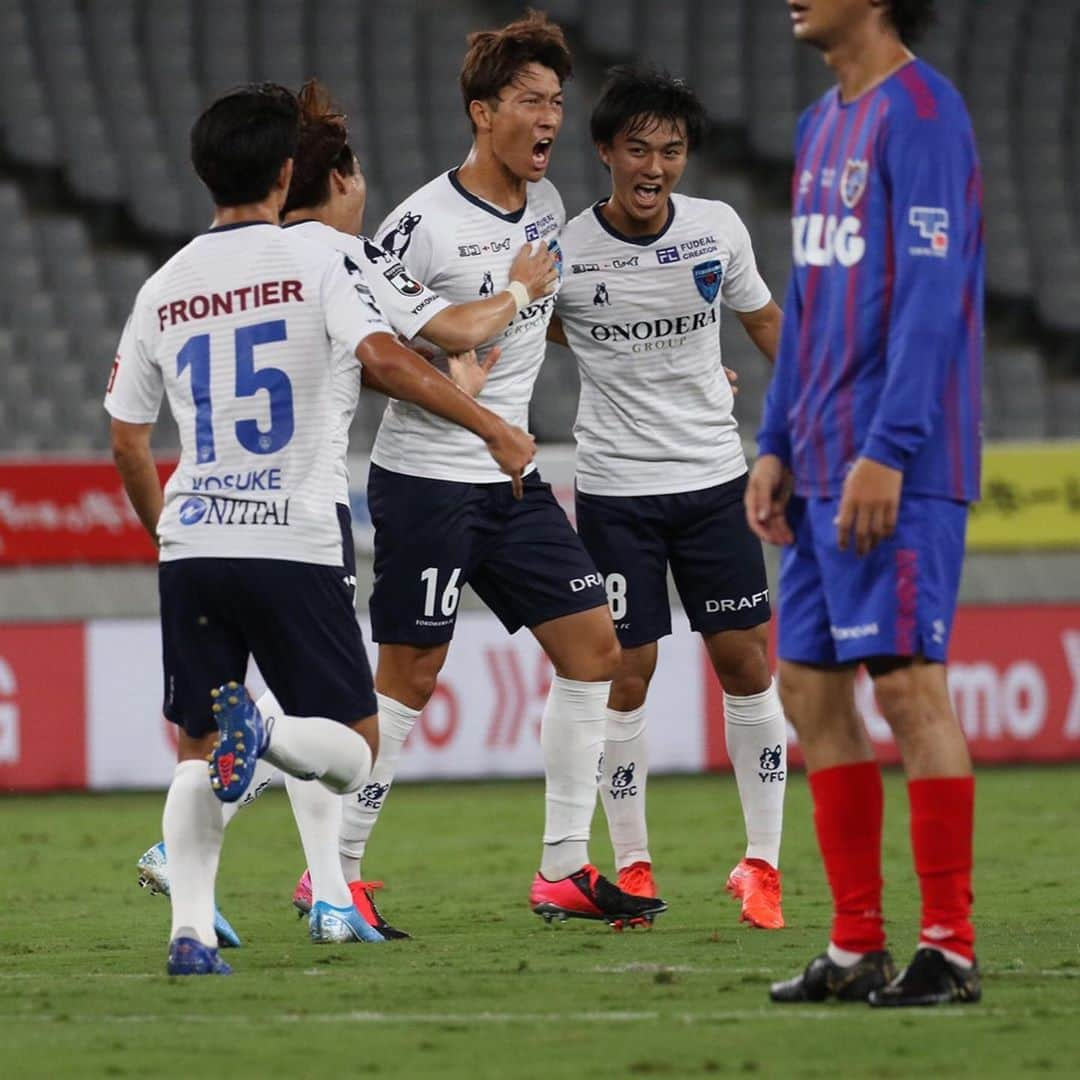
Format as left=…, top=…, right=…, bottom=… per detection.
left=531, top=138, right=553, bottom=170
left=788, top=2, right=809, bottom=25
left=632, top=182, right=663, bottom=210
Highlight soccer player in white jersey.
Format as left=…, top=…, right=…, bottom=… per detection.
left=356, top=12, right=666, bottom=926
left=551, top=67, right=789, bottom=929
left=105, top=83, right=534, bottom=974
left=133, top=79, right=559, bottom=941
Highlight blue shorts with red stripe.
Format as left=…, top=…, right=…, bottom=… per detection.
left=777, top=494, right=968, bottom=665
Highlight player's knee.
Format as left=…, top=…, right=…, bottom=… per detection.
left=712, top=633, right=772, bottom=697
left=872, top=663, right=920, bottom=728
left=594, top=632, right=623, bottom=682
left=609, top=670, right=649, bottom=711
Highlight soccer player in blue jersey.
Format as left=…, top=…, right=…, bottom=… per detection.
left=747, top=0, right=983, bottom=1006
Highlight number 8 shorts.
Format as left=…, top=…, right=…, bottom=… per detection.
left=367, top=463, right=609, bottom=645
left=574, top=472, right=771, bottom=649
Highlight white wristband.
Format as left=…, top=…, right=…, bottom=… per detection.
left=505, top=280, right=530, bottom=314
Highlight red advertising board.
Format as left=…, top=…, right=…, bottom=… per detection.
left=0, top=460, right=174, bottom=565
left=705, top=604, right=1080, bottom=768
left=0, top=624, right=87, bottom=791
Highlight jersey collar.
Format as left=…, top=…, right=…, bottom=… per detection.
left=592, top=198, right=676, bottom=247
left=204, top=220, right=277, bottom=234
left=448, top=169, right=527, bottom=223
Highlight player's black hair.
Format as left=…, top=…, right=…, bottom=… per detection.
left=283, top=80, right=357, bottom=214
left=190, top=83, right=300, bottom=207
left=460, top=9, right=572, bottom=131
left=590, top=66, right=706, bottom=152
left=876, top=0, right=936, bottom=45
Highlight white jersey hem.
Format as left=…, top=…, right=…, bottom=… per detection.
left=575, top=461, right=748, bottom=498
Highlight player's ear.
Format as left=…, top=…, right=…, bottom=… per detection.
left=596, top=143, right=613, bottom=171
left=469, top=97, right=495, bottom=134
left=277, top=158, right=294, bottom=198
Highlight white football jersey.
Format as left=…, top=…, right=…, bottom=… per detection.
left=104, top=222, right=393, bottom=564
left=282, top=219, right=452, bottom=504
left=556, top=194, right=771, bottom=496
left=370, top=169, right=564, bottom=483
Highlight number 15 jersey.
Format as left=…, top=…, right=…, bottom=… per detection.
left=104, top=221, right=392, bottom=566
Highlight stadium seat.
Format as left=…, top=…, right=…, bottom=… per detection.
left=692, top=0, right=747, bottom=129
left=747, top=3, right=799, bottom=161
left=529, top=345, right=580, bottom=441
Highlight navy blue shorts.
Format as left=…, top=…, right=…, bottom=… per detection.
left=368, top=464, right=608, bottom=645
left=159, top=505, right=376, bottom=737
left=575, top=473, right=771, bottom=649
left=778, top=494, right=968, bottom=665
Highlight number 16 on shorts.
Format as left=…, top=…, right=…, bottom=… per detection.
left=420, top=566, right=463, bottom=619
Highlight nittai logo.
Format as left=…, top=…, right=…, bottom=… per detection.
left=178, top=496, right=207, bottom=525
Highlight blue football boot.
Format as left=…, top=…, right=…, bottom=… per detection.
left=137, top=841, right=242, bottom=948
left=167, top=936, right=233, bottom=976
left=309, top=900, right=386, bottom=944
left=208, top=682, right=267, bottom=804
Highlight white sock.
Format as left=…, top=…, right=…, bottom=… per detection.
left=162, top=759, right=223, bottom=946
left=539, top=675, right=609, bottom=880
left=255, top=690, right=373, bottom=795
left=221, top=757, right=278, bottom=826
left=724, top=679, right=787, bottom=868
left=598, top=706, right=650, bottom=871
left=285, top=773, right=353, bottom=908
left=827, top=942, right=865, bottom=967
left=339, top=693, right=420, bottom=883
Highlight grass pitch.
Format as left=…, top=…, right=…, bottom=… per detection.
left=2, top=768, right=1079, bottom=1078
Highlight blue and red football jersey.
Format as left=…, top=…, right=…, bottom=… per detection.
left=758, top=59, right=984, bottom=503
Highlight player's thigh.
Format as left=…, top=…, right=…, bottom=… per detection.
left=574, top=487, right=672, bottom=649
left=471, top=473, right=610, bottom=641
left=237, top=559, right=377, bottom=725
left=531, top=604, right=621, bottom=682
left=667, top=475, right=771, bottom=637
left=808, top=495, right=968, bottom=665
left=775, top=495, right=839, bottom=666
left=158, top=559, right=252, bottom=738
left=777, top=658, right=867, bottom=769
left=367, top=463, right=480, bottom=648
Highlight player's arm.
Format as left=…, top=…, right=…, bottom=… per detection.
left=361, top=346, right=501, bottom=399
left=746, top=277, right=801, bottom=546
left=110, top=420, right=161, bottom=543
left=546, top=312, right=569, bottom=347
left=734, top=298, right=783, bottom=364
left=418, top=243, right=557, bottom=354
left=356, top=333, right=533, bottom=494
left=836, top=110, right=975, bottom=555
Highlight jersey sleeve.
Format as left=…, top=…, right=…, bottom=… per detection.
left=355, top=235, right=451, bottom=341
left=103, top=290, right=163, bottom=423
left=376, top=203, right=436, bottom=285
left=756, top=272, right=801, bottom=466
left=322, top=252, right=396, bottom=358
left=861, top=103, right=978, bottom=471
left=719, top=205, right=772, bottom=313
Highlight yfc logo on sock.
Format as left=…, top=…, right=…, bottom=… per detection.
left=357, top=781, right=390, bottom=809
left=758, top=745, right=785, bottom=783
left=609, top=762, right=638, bottom=799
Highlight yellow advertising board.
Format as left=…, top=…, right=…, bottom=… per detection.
left=967, top=441, right=1080, bottom=550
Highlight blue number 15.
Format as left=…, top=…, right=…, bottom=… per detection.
left=176, top=319, right=294, bottom=463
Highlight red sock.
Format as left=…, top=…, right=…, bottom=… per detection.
left=808, top=761, right=885, bottom=954
left=909, top=776, right=975, bottom=963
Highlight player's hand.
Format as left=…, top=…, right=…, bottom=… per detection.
left=745, top=454, right=794, bottom=546
left=508, top=242, right=558, bottom=301
left=447, top=346, right=500, bottom=398
left=725, top=366, right=739, bottom=395
left=835, top=457, right=902, bottom=556
left=485, top=421, right=536, bottom=499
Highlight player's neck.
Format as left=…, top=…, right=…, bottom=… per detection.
left=457, top=146, right=528, bottom=214
left=824, top=29, right=913, bottom=104
left=601, top=193, right=669, bottom=239
left=211, top=199, right=281, bottom=230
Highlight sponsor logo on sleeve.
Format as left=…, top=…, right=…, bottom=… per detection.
left=383, top=262, right=424, bottom=296
left=908, top=206, right=950, bottom=257
left=380, top=211, right=422, bottom=259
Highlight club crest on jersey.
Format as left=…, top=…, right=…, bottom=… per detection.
left=383, top=262, right=423, bottom=296
left=479, top=270, right=494, bottom=297
left=840, top=158, right=869, bottom=209
left=692, top=260, right=723, bottom=303
left=593, top=282, right=610, bottom=306
left=381, top=210, right=422, bottom=259
left=548, top=238, right=563, bottom=278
